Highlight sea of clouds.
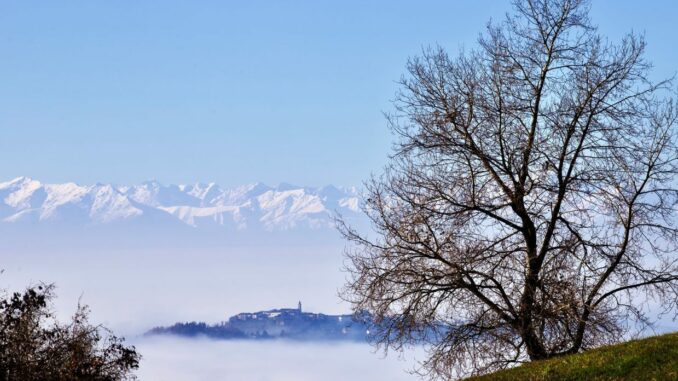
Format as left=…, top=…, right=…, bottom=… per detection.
left=133, top=337, right=422, bottom=381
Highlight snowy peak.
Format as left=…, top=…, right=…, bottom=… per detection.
left=0, top=178, right=362, bottom=231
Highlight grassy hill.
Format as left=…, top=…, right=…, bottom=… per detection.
left=466, top=332, right=678, bottom=381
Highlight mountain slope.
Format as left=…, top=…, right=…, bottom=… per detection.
left=466, top=332, right=678, bottom=381
left=0, top=177, right=363, bottom=231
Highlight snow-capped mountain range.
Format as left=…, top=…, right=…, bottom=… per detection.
left=0, top=177, right=363, bottom=231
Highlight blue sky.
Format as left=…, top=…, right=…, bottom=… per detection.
left=1, top=1, right=676, bottom=187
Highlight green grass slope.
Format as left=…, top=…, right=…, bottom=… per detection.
left=466, top=332, right=678, bottom=381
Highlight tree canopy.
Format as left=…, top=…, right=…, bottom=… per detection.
left=0, top=285, right=140, bottom=381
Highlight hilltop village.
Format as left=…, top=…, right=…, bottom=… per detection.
left=147, top=303, right=371, bottom=341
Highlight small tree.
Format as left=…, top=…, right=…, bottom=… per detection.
left=0, top=285, right=140, bottom=381
left=339, top=0, right=678, bottom=378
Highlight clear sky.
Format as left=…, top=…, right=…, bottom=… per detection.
left=1, top=1, right=676, bottom=187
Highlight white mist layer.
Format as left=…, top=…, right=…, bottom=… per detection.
left=133, top=337, right=421, bottom=381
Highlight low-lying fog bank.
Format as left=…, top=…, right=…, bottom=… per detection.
left=0, top=238, right=351, bottom=336
left=133, top=336, right=421, bottom=381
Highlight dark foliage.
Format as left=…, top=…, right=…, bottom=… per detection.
left=146, top=321, right=247, bottom=339
left=0, top=285, right=139, bottom=381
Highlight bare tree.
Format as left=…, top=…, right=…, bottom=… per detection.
left=339, top=0, right=678, bottom=378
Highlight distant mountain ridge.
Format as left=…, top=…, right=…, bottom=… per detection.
left=0, top=177, right=363, bottom=231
